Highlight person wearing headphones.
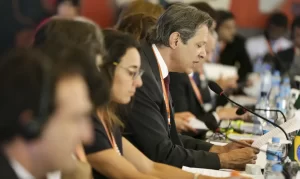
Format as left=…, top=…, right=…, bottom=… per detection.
left=0, top=47, right=106, bottom=179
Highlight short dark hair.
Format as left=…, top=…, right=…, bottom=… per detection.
left=117, top=13, right=157, bottom=41
left=216, top=10, right=234, bottom=30
left=101, top=29, right=140, bottom=82
left=189, top=2, right=217, bottom=21
left=291, top=16, right=300, bottom=38
left=0, top=48, right=105, bottom=142
left=147, top=3, right=213, bottom=46
left=268, top=12, right=288, bottom=28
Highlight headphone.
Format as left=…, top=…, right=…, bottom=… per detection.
left=19, top=60, right=52, bottom=140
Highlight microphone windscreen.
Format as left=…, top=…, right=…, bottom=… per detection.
left=208, top=81, right=223, bottom=95
left=236, top=107, right=246, bottom=115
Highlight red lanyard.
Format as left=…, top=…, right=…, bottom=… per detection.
left=97, top=110, right=121, bottom=155
left=189, top=75, right=203, bottom=104
left=153, top=49, right=171, bottom=125
left=267, top=40, right=275, bottom=56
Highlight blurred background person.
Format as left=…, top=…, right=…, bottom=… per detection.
left=214, top=10, right=252, bottom=84
left=117, top=13, right=157, bottom=41
left=116, top=0, right=164, bottom=27
left=246, top=12, right=292, bottom=73
left=56, top=0, right=80, bottom=18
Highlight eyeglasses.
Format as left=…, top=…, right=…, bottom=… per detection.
left=113, top=62, right=144, bottom=80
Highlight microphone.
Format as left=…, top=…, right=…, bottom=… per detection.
left=237, top=107, right=287, bottom=122
left=208, top=81, right=289, bottom=140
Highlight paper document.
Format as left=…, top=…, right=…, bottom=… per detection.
left=188, top=118, right=208, bottom=130
left=203, top=63, right=238, bottom=81
left=182, top=166, right=263, bottom=179
left=252, top=111, right=300, bottom=148
left=182, top=167, right=230, bottom=177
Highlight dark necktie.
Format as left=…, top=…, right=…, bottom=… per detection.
left=163, top=75, right=170, bottom=96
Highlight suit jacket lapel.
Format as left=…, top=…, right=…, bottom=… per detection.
left=141, top=41, right=162, bottom=88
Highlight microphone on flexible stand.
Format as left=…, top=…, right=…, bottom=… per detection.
left=208, top=81, right=289, bottom=140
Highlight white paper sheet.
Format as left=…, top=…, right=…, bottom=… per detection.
left=182, top=166, right=263, bottom=179
left=252, top=111, right=300, bottom=148
left=188, top=118, right=208, bottom=130
left=203, top=63, right=238, bottom=81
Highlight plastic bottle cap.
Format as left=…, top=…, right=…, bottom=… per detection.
left=231, top=170, right=240, bottom=176
left=272, top=164, right=283, bottom=172
left=274, top=70, right=280, bottom=76
left=266, top=154, right=275, bottom=160
left=272, top=137, right=280, bottom=143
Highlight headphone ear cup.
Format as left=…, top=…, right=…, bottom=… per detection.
left=20, top=120, right=42, bottom=140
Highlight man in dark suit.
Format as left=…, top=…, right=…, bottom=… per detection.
left=122, top=3, right=257, bottom=170
left=169, top=30, right=245, bottom=134
left=0, top=48, right=106, bottom=178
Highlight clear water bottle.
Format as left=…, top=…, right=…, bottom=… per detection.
left=261, top=67, right=272, bottom=94
left=265, top=164, right=285, bottom=179
left=263, top=119, right=275, bottom=134
left=276, top=86, right=290, bottom=124
left=264, top=154, right=278, bottom=178
left=269, top=71, right=281, bottom=107
left=267, top=137, right=283, bottom=162
left=255, top=92, right=274, bottom=127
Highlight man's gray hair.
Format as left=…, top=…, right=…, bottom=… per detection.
left=147, top=3, right=213, bottom=46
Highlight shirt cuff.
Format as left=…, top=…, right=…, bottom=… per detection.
left=212, top=112, right=220, bottom=123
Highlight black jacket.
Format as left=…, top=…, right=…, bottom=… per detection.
left=275, top=47, right=295, bottom=74
left=169, top=72, right=219, bottom=131
left=121, top=42, right=221, bottom=169
left=219, top=35, right=252, bottom=82
left=0, top=150, right=19, bottom=179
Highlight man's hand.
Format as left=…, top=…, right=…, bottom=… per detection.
left=218, top=147, right=258, bottom=170
left=216, top=107, right=248, bottom=120
left=174, top=112, right=198, bottom=133
left=223, top=140, right=256, bottom=152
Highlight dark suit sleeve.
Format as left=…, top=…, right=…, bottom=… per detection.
left=169, top=73, right=219, bottom=131
left=123, top=74, right=221, bottom=169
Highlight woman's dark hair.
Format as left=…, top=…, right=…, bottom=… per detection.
left=100, top=29, right=140, bottom=128
left=117, top=13, right=157, bottom=41
left=33, top=18, right=109, bottom=108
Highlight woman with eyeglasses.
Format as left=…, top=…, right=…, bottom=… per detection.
left=84, top=29, right=248, bottom=179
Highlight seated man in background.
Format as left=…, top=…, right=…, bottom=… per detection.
left=0, top=48, right=106, bottom=179
left=275, top=16, right=300, bottom=87
left=214, top=10, right=252, bottom=84
left=246, top=12, right=292, bottom=72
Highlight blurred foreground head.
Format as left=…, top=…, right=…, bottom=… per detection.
left=0, top=48, right=96, bottom=177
